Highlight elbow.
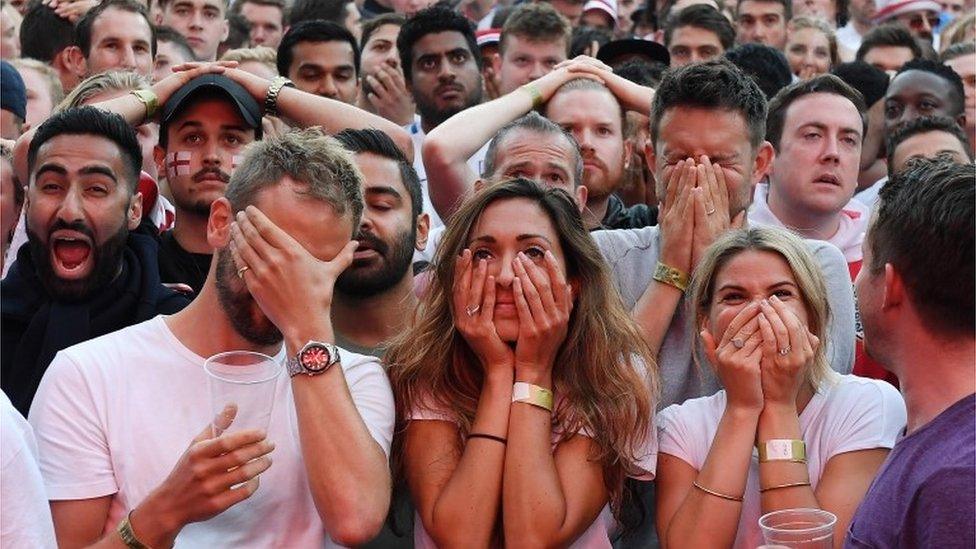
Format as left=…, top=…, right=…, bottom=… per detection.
left=327, top=513, right=386, bottom=547
left=421, top=134, right=449, bottom=172
left=390, top=127, right=414, bottom=164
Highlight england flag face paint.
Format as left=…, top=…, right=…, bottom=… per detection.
left=166, top=151, right=192, bottom=179
left=232, top=154, right=243, bottom=171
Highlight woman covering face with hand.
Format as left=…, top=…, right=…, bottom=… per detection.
left=654, top=226, right=906, bottom=549
left=387, top=178, right=658, bottom=548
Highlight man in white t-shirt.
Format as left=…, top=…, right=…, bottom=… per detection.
left=749, top=74, right=870, bottom=277
left=29, top=129, right=395, bottom=548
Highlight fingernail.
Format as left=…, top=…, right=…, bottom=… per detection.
left=761, top=299, right=770, bottom=306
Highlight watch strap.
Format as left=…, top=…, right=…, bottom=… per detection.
left=758, top=439, right=807, bottom=463
left=653, top=262, right=690, bottom=292
left=264, top=76, right=294, bottom=117
left=117, top=511, right=151, bottom=549
left=130, top=89, right=159, bottom=120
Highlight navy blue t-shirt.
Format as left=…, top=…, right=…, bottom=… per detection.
left=846, top=394, right=975, bottom=548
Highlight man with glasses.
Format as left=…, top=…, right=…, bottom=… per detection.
left=871, top=0, right=941, bottom=43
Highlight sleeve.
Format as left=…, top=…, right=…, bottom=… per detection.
left=910, top=467, right=976, bottom=548
left=1, top=396, right=57, bottom=548
left=340, top=352, right=396, bottom=459
left=827, top=379, right=907, bottom=457
left=630, top=428, right=658, bottom=481
left=655, top=403, right=706, bottom=470
left=27, top=352, right=119, bottom=500
left=404, top=392, right=455, bottom=423
left=811, top=240, right=856, bottom=375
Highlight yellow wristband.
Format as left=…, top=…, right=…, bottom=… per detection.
left=512, top=382, right=553, bottom=412
left=521, top=83, right=544, bottom=110
left=653, top=262, right=690, bottom=292
left=758, top=439, right=807, bottom=463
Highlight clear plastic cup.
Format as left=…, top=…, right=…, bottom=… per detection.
left=758, top=508, right=837, bottom=549
left=204, top=351, right=281, bottom=437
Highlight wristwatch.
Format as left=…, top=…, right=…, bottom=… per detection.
left=264, top=76, right=295, bottom=117
left=130, top=89, right=159, bottom=120
left=287, top=341, right=341, bottom=377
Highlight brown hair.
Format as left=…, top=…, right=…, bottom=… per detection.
left=387, top=178, right=658, bottom=518
left=500, top=2, right=572, bottom=55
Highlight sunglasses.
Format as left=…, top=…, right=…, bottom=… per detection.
left=905, top=13, right=940, bottom=29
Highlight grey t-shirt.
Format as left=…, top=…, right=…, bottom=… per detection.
left=593, top=226, right=856, bottom=410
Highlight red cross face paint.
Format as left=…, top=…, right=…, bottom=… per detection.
left=166, top=151, right=192, bottom=179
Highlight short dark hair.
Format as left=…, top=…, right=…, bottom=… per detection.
left=651, top=59, right=768, bottom=149
left=855, top=23, right=922, bottom=63
left=222, top=11, right=252, bottom=52
left=289, top=0, right=351, bottom=26
left=277, top=20, right=360, bottom=76
left=155, top=25, right=196, bottom=62
left=499, top=2, right=571, bottom=56
left=397, top=4, right=480, bottom=82
left=766, top=74, right=867, bottom=150
left=233, top=0, right=288, bottom=26
left=360, top=13, right=405, bottom=49
left=569, top=26, right=612, bottom=58
left=868, top=157, right=975, bottom=335
left=724, top=43, right=792, bottom=100
left=831, top=61, right=889, bottom=108
left=20, top=1, right=74, bottom=62
left=664, top=4, right=736, bottom=50
left=614, top=59, right=666, bottom=88
left=483, top=111, right=584, bottom=188
left=735, top=0, right=791, bottom=20
left=885, top=115, right=973, bottom=173
left=941, top=41, right=975, bottom=62
left=334, top=128, right=423, bottom=220
left=75, top=0, right=157, bottom=58
left=28, top=106, right=142, bottom=192
left=893, top=58, right=966, bottom=117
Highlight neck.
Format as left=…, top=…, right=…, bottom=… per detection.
left=583, top=194, right=610, bottom=230
left=332, top=273, right=417, bottom=349
left=165, top=277, right=282, bottom=359
left=766, top=184, right=841, bottom=241
left=420, top=117, right=438, bottom=135
left=894, top=335, right=975, bottom=434
left=852, top=17, right=872, bottom=35
left=172, top=210, right=214, bottom=254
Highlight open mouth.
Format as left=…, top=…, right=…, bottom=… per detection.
left=813, top=174, right=840, bottom=186
left=51, top=234, right=92, bottom=274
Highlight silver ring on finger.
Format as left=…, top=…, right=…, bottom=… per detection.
left=731, top=338, right=745, bottom=349
left=706, top=207, right=716, bottom=215
left=778, top=346, right=792, bottom=356
left=237, top=265, right=249, bottom=279
left=465, top=305, right=480, bottom=317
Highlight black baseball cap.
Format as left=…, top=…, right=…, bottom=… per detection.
left=597, top=38, right=670, bottom=68
left=160, top=74, right=263, bottom=139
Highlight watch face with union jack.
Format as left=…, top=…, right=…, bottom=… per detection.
left=299, top=343, right=333, bottom=372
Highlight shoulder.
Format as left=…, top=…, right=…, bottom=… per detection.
left=337, top=347, right=391, bottom=388
left=56, top=317, right=167, bottom=368
left=802, top=238, right=848, bottom=273
left=824, top=374, right=903, bottom=408
left=592, top=226, right=659, bottom=255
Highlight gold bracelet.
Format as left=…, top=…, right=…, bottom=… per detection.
left=512, top=381, right=553, bottom=412
left=759, top=480, right=811, bottom=493
left=653, top=262, right=690, bottom=292
left=692, top=481, right=743, bottom=502
left=521, top=83, right=544, bottom=109
left=117, top=510, right=151, bottom=549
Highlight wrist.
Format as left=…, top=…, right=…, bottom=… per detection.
left=513, top=366, right=552, bottom=387
left=129, top=495, right=181, bottom=548
left=283, top=319, right=335, bottom=356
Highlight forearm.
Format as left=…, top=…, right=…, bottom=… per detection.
left=276, top=87, right=414, bottom=162
left=89, top=93, right=151, bottom=127
left=426, top=370, right=513, bottom=548
left=424, top=87, right=535, bottom=219
left=633, top=281, right=683, bottom=356
left=757, top=404, right=819, bottom=513
left=665, top=407, right=759, bottom=548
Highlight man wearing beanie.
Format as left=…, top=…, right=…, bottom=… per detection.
left=0, top=61, right=26, bottom=139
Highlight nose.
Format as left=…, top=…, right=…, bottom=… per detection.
left=189, top=10, right=204, bottom=30
left=120, top=46, right=137, bottom=69
left=821, top=134, right=840, bottom=162
left=57, top=186, right=85, bottom=223
left=437, top=59, right=456, bottom=81
left=202, top=140, right=222, bottom=166
left=317, top=76, right=339, bottom=99
left=495, top=255, right=516, bottom=287
left=528, top=61, right=545, bottom=81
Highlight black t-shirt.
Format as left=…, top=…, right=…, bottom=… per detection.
left=157, top=230, right=213, bottom=295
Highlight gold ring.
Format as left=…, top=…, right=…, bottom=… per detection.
left=778, top=346, right=791, bottom=356
left=706, top=207, right=716, bottom=215
left=465, top=305, right=480, bottom=316
left=237, top=266, right=249, bottom=279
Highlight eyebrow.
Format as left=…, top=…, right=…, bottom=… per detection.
left=716, top=280, right=798, bottom=293
left=34, top=163, right=118, bottom=183
left=176, top=120, right=250, bottom=133
left=467, top=234, right=554, bottom=246
left=365, top=186, right=403, bottom=201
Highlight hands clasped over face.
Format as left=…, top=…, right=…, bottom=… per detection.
left=452, top=248, right=573, bottom=375
left=659, top=156, right=746, bottom=275
left=701, top=296, right=820, bottom=412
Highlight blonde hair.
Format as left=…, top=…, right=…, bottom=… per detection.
left=689, top=226, right=833, bottom=391
left=10, top=58, right=64, bottom=106
left=788, top=16, right=839, bottom=66
left=55, top=70, right=151, bottom=113
left=940, top=11, right=975, bottom=52
left=220, top=45, right=278, bottom=74
left=387, top=178, right=658, bottom=519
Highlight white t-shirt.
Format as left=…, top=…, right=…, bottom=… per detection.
left=656, top=373, right=906, bottom=549
left=1, top=391, right=57, bottom=549
left=407, top=396, right=657, bottom=548
left=29, top=316, right=395, bottom=548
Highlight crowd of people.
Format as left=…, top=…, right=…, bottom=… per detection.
left=0, top=0, right=972, bottom=545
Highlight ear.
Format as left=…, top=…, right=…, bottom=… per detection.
left=473, top=178, right=487, bottom=192
left=644, top=139, right=657, bottom=174
left=574, top=184, right=588, bottom=213
left=881, top=262, right=905, bottom=310
left=221, top=19, right=230, bottom=42
left=127, top=191, right=143, bottom=230
left=623, top=138, right=633, bottom=170
left=153, top=145, right=166, bottom=179
left=207, top=197, right=234, bottom=248
left=492, top=51, right=502, bottom=75
left=414, top=212, right=430, bottom=252
left=62, top=46, right=88, bottom=79
left=751, top=140, right=775, bottom=188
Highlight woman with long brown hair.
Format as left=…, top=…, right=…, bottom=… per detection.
left=387, top=178, right=658, bottom=548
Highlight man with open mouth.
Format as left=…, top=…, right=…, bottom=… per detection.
left=0, top=107, right=189, bottom=415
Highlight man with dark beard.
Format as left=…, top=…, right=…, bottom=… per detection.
left=397, top=4, right=483, bottom=235
left=333, top=128, right=428, bottom=357
left=0, top=107, right=187, bottom=415
left=28, top=129, right=395, bottom=548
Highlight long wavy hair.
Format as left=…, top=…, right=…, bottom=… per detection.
left=387, top=178, right=658, bottom=518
